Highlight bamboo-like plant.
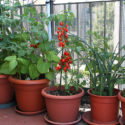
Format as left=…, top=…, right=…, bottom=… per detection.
left=79, top=32, right=125, bottom=96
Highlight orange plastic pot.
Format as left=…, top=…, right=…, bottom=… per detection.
left=88, top=89, right=119, bottom=123
left=118, top=91, right=125, bottom=121
left=8, top=76, right=49, bottom=112
left=42, top=86, right=84, bottom=123
left=0, top=75, right=13, bottom=104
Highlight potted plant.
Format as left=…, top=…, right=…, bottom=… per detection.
left=0, top=49, right=14, bottom=105
left=42, top=13, right=85, bottom=124
left=0, top=0, right=18, bottom=105
left=118, top=68, right=125, bottom=124
left=81, top=33, right=125, bottom=124
left=1, top=5, right=59, bottom=115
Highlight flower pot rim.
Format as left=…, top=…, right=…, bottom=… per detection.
left=118, top=91, right=125, bottom=102
left=0, top=74, right=8, bottom=79
left=8, top=76, right=50, bottom=85
left=42, top=86, right=84, bottom=100
left=88, top=89, right=119, bottom=98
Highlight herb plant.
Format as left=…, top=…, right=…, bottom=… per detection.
left=81, top=33, right=125, bottom=96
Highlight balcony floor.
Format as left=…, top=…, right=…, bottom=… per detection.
left=0, top=106, right=87, bottom=125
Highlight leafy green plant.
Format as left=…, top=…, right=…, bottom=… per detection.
left=0, top=1, right=59, bottom=80
left=0, top=0, right=21, bottom=65
left=80, top=32, right=125, bottom=96
left=54, top=19, right=86, bottom=95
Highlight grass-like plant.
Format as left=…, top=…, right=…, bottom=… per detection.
left=76, top=32, right=125, bottom=96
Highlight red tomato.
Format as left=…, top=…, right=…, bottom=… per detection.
left=58, top=27, right=61, bottom=30
left=60, top=22, right=63, bottom=26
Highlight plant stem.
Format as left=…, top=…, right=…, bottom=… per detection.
left=59, top=48, right=64, bottom=92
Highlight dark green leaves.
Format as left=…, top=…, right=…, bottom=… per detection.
left=9, top=60, right=18, bottom=71
left=29, top=64, right=40, bottom=80
left=4, top=56, right=16, bottom=61
left=37, top=58, right=51, bottom=74
left=46, top=51, right=60, bottom=63
left=45, top=71, right=54, bottom=81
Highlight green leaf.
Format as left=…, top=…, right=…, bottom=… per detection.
left=39, top=42, right=50, bottom=51
left=52, top=55, right=60, bottom=63
left=21, top=65, right=29, bottom=74
left=17, top=58, right=29, bottom=66
left=75, top=42, right=85, bottom=51
left=9, top=60, right=18, bottom=71
left=29, top=64, right=40, bottom=79
left=41, top=31, right=48, bottom=41
left=37, top=58, right=51, bottom=73
left=0, top=62, right=10, bottom=74
left=46, top=53, right=51, bottom=61
left=45, top=71, right=54, bottom=80
left=76, top=46, right=82, bottom=53
left=47, top=51, right=60, bottom=62
left=4, top=56, right=16, bottom=61
left=30, top=54, right=38, bottom=63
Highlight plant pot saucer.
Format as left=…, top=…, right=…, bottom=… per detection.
left=0, top=100, right=16, bottom=109
left=83, top=111, right=119, bottom=125
left=15, top=106, right=46, bottom=115
left=119, top=116, right=125, bottom=125
left=44, top=113, right=81, bottom=125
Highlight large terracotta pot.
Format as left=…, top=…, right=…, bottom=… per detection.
left=8, top=76, right=49, bottom=112
left=118, top=91, right=125, bottom=121
left=42, top=86, right=84, bottom=123
left=0, top=75, right=13, bottom=104
left=88, top=89, right=119, bottom=123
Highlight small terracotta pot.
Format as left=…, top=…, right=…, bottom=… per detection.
left=88, top=89, right=119, bottom=123
left=0, top=75, right=13, bottom=104
left=8, top=76, right=49, bottom=112
left=118, top=91, right=125, bottom=121
left=42, top=86, right=84, bottom=123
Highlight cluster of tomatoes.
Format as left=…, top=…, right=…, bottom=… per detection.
left=30, top=43, right=39, bottom=48
left=56, top=51, right=72, bottom=72
left=57, top=22, right=68, bottom=48
left=56, top=22, right=72, bottom=72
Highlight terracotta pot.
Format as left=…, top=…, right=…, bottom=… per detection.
left=0, top=75, right=13, bottom=104
left=8, top=76, right=49, bottom=112
left=88, top=89, right=119, bottom=123
left=118, top=91, right=125, bottom=121
left=42, top=86, right=84, bottom=123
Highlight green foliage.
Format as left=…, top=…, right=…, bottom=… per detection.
left=55, top=30, right=87, bottom=94
left=29, top=64, right=40, bottom=80
left=80, top=32, right=125, bottom=96
left=45, top=71, right=54, bottom=81
left=69, top=70, right=86, bottom=92
left=37, top=58, right=51, bottom=74
left=54, top=10, right=75, bottom=25
left=0, top=0, right=59, bottom=80
left=0, top=0, right=20, bottom=64
left=0, top=1, right=86, bottom=94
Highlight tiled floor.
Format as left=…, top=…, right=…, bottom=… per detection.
left=0, top=106, right=87, bottom=125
